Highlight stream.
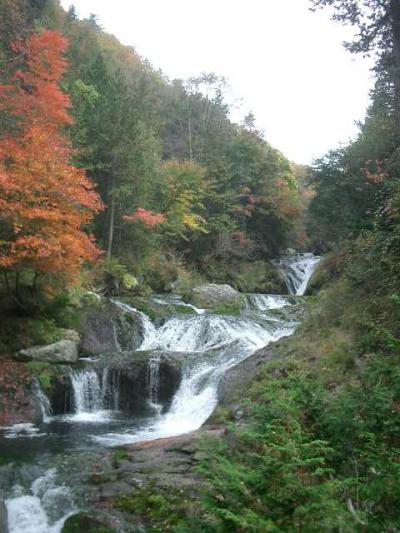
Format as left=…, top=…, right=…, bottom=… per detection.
left=0, top=253, right=319, bottom=533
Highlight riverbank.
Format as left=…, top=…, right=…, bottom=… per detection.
left=86, top=293, right=400, bottom=532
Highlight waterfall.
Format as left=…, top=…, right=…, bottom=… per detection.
left=147, top=356, right=162, bottom=414
left=94, top=254, right=322, bottom=446
left=111, top=299, right=156, bottom=344
left=71, top=369, right=104, bottom=413
left=69, top=368, right=119, bottom=421
left=33, top=380, right=52, bottom=423
left=273, top=253, right=320, bottom=295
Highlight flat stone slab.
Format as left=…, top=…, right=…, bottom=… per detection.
left=16, top=339, right=79, bottom=364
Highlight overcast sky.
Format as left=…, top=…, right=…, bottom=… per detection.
left=60, top=0, right=374, bottom=164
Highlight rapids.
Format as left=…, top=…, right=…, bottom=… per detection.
left=0, top=253, right=320, bottom=532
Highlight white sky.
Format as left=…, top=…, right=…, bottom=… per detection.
left=60, top=0, right=374, bottom=164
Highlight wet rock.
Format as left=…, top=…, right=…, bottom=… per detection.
left=190, top=283, right=242, bottom=308
left=115, top=351, right=183, bottom=413
left=71, top=351, right=184, bottom=415
left=16, top=340, right=78, bottom=364
left=100, top=481, right=132, bottom=499
left=207, top=340, right=285, bottom=418
left=0, top=495, right=8, bottom=533
left=79, top=300, right=145, bottom=355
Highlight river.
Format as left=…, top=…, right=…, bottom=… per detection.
left=0, top=253, right=320, bottom=533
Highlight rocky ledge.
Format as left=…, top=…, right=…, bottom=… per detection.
left=61, top=428, right=224, bottom=532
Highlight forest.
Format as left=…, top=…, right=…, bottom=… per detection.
left=0, top=0, right=308, bottom=316
left=1, top=0, right=400, bottom=532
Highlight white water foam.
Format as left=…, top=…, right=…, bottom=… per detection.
left=247, top=294, right=290, bottom=311
left=140, top=314, right=281, bottom=353
left=6, top=469, right=75, bottom=533
left=33, top=380, right=52, bottom=424
left=62, top=368, right=118, bottom=423
left=0, top=423, right=45, bottom=440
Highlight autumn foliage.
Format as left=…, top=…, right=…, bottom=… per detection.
left=0, top=30, right=103, bottom=282
left=123, top=208, right=165, bottom=227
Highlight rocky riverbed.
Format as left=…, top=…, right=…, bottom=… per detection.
left=0, top=253, right=320, bottom=532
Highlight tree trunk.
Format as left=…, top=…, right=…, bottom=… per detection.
left=107, top=194, right=115, bottom=261
left=188, top=114, right=193, bottom=161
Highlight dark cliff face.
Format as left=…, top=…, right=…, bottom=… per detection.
left=86, top=351, right=184, bottom=415
left=0, top=351, right=185, bottom=424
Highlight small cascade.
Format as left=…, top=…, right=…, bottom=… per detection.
left=140, top=313, right=283, bottom=353
left=273, top=253, right=321, bottom=295
left=111, top=299, right=156, bottom=345
left=5, top=469, right=75, bottom=533
left=147, top=356, right=162, bottom=414
left=247, top=294, right=289, bottom=311
left=69, top=368, right=120, bottom=420
left=71, top=369, right=104, bottom=413
left=33, top=380, right=52, bottom=423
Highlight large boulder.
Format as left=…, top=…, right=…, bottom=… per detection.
left=205, top=339, right=286, bottom=425
left=190, top=284, right=243, bottom=309
left=79, top=300, right=145, bottom=355
left=16, top=340, right=79, bottom=364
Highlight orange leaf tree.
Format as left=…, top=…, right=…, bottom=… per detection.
left=0, top=30, right=103, bottom=295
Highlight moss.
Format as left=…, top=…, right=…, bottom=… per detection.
left=212, top=302, right=242, bottom=316
left=201, top=259, right=286, bottom=294
left=62, top=514, right=112, bottom=532
left=28, top=319, right=64, bottom=345
left=123, top=297, right=158, bottom=321
left=26, top=361, right=55, bottom=391
left=113, top=484, right=194, bottom=531
left=206, top=405, right=233, bottom=425
left=112, top=448, right=129, bottom=462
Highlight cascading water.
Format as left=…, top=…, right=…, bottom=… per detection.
left=1, top=252, right=320, bottom=532
left=147, top=355, right=162, bottom=414
left=33, top=380, right=52, bottom=424
left=5, top=469, right=75, bottom=533
left=273, top=252, right=320, bottom=295
left=69, top=368, right=120, bottom=422
left=247, top=293, right=289, bottom=311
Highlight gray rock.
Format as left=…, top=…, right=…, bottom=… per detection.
left=79, top=300, right=145, bottom=355
left=191, top=283, right=242, bottom=308
left=16, top=340, right=78, bottom=364
left=205, top=340, right=286, bottom=425
left=216, top=343, right=278, bottom=405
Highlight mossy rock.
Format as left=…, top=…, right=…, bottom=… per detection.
left=213, top=301, right=243, bottom=316
left=62, top=514, right=112, bottom=532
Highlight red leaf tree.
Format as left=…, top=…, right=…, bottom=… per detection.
left=0, top=30, right=103, bottom=292
left=123, top=208, right=165, bottom=228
